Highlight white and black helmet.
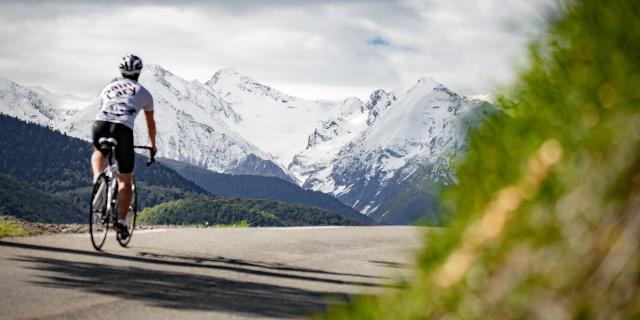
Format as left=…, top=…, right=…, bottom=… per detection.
left=119, top=54, right=143, bottom=76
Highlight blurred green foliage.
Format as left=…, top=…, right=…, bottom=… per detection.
left=324, top=0, right=640, bottom=318
left=0, top=218, right=29, bottom=237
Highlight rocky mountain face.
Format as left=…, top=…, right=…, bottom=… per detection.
left=292, top=77, right=497, bottom=223
left=0, top=67, right=496, bottom=224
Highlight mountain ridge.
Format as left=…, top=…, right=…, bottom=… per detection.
left=0, top=66, right=495, bottom=224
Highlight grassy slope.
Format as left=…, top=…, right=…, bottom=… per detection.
left=324, top=0, right=640, bottom=319
left=0, top=219, right=29, bottom=237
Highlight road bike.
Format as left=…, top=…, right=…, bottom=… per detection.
left=89, top=137, right=154, bottom=251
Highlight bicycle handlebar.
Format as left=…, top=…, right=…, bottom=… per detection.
left=134, top=146, right=155, bottom=166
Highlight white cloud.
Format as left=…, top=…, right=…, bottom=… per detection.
left=0, top=0, right=554, bottom=100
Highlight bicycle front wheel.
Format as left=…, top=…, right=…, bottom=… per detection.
left=89, top=174, right=108, bottom=251
left=116, top=178, right=137, bottom=247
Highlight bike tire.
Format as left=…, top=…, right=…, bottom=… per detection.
left=89, top=174, right=109, bottom=251
left=116, top=178, right=137, bottom=247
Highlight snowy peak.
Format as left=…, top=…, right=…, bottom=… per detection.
left=416, top=75, right=441, bottom=88
left=144, top=63, right=172, bottom=77
left=0, top=78, right=59, bottom=123
left=0, top=78, right=91, bottom=124
left=206, top=68, right=296, bottom=104
left=203, top=68, right=344, bottom=168
left=207, top=67, right=241, bottom=84
left=364, top=89, right=398, bottom=125
left=362, top=78, right=466, bottom=151
left=140, top=65, right=241, bottom=124
left=338, top=97, right=364, bottom=116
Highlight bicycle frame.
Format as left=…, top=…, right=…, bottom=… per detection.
left=100, top=143, right=153, bottom=221
left=103, top=146, right=119, bottom=219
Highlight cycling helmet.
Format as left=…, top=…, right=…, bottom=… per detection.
left=119, top=54, right=143, bottom=76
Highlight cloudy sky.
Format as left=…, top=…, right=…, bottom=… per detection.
left=0, top=0, right=554, bottom=100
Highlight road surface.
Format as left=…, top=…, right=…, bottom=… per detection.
left=0, top=226, right=424, bottom=319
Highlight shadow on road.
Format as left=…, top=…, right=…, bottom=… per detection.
left=14, top=255, right=349, bottom=318
left=0, top=241, right=393, bottom=288
left=0, top=241, right=391, bottom=318
left=369, top=260, right=412, bottom=269
left=137, top=251, right=382, bottom=279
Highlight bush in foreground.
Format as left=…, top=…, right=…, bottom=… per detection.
left=324, top=0, right=640, bottom=318
left=0, top=218, right=29, bottom=237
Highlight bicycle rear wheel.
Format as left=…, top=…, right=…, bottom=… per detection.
left=89, top=174, right=108, bottom=251
left=116, top=178, right=137, bottom=247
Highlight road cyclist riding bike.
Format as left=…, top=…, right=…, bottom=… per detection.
left=90, top=54, right=157, bottom=249
left=90, top=139, right=154, bottom=249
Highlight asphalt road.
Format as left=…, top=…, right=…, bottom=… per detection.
left=0, top=226, right=424, bottom=319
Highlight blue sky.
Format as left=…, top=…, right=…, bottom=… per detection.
left=0, top=0, right=554, bottom=100
left=367, top=36, right=391, bottom=47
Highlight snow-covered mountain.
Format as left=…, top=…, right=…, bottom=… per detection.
left=298, top=78, right=496, bottom=222
left=288, top=90, right=401, bottom=184
left=0, top=67, right=496, bottom=224
left=2, top=67, right=294, bottom=181
left=0, top=78, right=91, bottom=126
left=205, top=67, right=340, bottom=171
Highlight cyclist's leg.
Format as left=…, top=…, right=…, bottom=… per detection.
left=91, top=147, right=107, bottom=177
left=116, top=173, right=133, bottom=220
left=113, top=122, right=135, bottom=221
left=91, top=121, right=110, bottom=179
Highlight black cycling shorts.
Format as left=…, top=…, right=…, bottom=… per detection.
left=92, top=121, right=135, bottom=174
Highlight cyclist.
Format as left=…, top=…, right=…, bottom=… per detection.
left=91, top=54, right=157, bottom=240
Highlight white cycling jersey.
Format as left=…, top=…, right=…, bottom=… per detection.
left=95, top=78, right=153, bottom=130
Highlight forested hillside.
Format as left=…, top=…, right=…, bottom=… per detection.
left=0, top=173, right=83, bottom=222
left=159, top=158, right=373, bottom=224
left=139, top=196, right=366, bottom=227
left=0, top=114, right=206, bottom=222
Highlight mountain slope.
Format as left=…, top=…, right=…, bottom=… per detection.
left=0, top=78, right=90, bottom=127
left=158, top=158, right=374, bottom=224
left=206, top=68, right=342, bottom=169
left=0, top=114, right=207, bottom=222
left=59, top=66, right=294, bottom=182
left=0, top=173, right=84, bottom=223
left=288, top=90, right=400, bottom=185
left=299, top=78, right=498, bottom=221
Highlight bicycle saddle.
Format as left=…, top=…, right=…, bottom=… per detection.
left=98, top=137, right=118, bottom=148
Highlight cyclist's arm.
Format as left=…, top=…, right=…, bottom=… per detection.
left=144, top=110, right=157, bottom=155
